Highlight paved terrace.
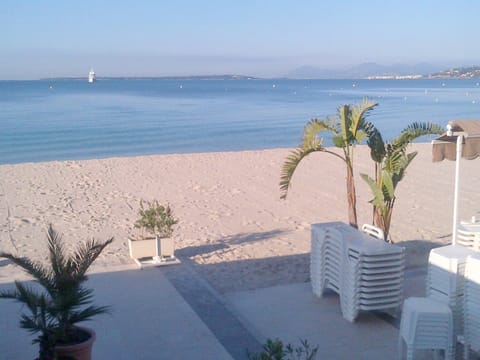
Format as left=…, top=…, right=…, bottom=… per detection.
left=0, top=261, right=475, bottom=359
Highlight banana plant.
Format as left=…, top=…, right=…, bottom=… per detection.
left=280, top=98, right=378, bottom=228
left=361, top=122, right=443, bottom=241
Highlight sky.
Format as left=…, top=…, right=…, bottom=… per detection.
left=2, top=0, right=480, bottom=79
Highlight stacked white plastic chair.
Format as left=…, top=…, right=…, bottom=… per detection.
left=427, top=245, right=477, bottom=342
left=463, top=253, right=480, bottom=360
left=310, top=225, right=343, bottom=297
left=399, top=297, right=454, bottom=360
left=457, top=228, right=478, bottom=250
left=310, top=225, right=324, bottom=297
left=361, top=223, right=385, bottom=241
left=457, top=220, right=480, bottom=251
left=339, top=226, right=405, bottom=322
left=311, top=222, right=405, bottom=322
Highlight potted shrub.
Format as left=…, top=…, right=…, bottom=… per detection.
left=128, top=200, right=178, bottom=262
left=0, top=224, right=113, bottom=360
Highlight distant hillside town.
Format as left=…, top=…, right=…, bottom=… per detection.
left=367, top=66, right=480, bottom=80
left=429, top=66, right=480, bottom=78
left=287, top=63, right=480, bottom=80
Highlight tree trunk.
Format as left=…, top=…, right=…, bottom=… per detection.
left=38, top=331, right=56, bottom=360
left=346, top=165, right=358, bottom=228
left=373, top=207, right=385, bottom=238
left=373, top=198, right=395, bottom=242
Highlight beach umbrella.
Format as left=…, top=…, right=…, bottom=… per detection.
left=432, top=120, right=480, bottom=244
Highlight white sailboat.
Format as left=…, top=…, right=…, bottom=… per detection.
left=88, top=69, right=96, bottom=83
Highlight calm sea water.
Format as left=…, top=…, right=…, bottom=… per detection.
left=1, top=78, right=479, bottom=164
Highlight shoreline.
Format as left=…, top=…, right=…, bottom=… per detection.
left=0, top=144, right=478, bottom=292
left=0, top=140, right=435, bottom=167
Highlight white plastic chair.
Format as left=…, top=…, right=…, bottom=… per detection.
left=456, top=228, right=476, bottom=249
left=399, top=297, right=454, bottom=360
left=463, top=253, right=480, bottom=360
left=361, top=224, right=385, bottom=242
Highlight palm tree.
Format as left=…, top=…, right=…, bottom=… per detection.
left=0, top=225, right=113, bottom=360
left=280, top=98, right=378, bottom=228
left=361, top=122, right=443, bottom=241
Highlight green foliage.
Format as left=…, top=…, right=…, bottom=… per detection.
left=134, top=200, right=178, bottom=238
left=362, top=122, right=443, bottom=240
left=280, top=98, right=378, bottom=228
left=0, top=224, right=112, bottom=359
left=248, top=338, right=319, bottom=360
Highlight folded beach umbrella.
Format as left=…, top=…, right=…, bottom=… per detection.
left=432, top=120, right=480, bottom=244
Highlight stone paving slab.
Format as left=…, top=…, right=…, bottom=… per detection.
left=0, top=266, right=233, bottom=360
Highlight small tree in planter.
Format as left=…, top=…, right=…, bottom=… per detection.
left=0, top=224, right=113, bottom=360
left=129, top=200, right=178, bottom=262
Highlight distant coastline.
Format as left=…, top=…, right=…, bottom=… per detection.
left=39, top=74, right=260, bottom=81
left=9, top=65, right=480, bottom=82
left=38, top=66, right=480, bottom=82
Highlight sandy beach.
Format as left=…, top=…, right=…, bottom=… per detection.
left=0, top=143, right=478, bottom=293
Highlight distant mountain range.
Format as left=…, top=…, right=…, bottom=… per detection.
left=285, top=63, right=479, bottom=79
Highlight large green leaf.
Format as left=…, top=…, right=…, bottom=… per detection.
left=364, top=121, right=385, bottom=163
left=393, top=151, right=418, bottom=186
left=381, top=170, right=395, bottom=200
left=360, top=173, right=386, bottom=209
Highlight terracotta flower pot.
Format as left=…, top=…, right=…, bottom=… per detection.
left=55, top=327, right=96, bottom=360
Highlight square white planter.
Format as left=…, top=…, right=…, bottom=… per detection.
left=157, top=236, right=175, bottom=259
left=128, top=236, right=179, bottom=268
left=128, top=237, right=157, bottom=259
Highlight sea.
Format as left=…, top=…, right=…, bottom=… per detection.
left=1, top=78, right=480, bottom=165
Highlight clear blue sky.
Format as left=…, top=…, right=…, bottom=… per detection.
left=2, top=0, right=479, bottom=79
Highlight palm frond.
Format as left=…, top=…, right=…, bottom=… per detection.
left=280, top=147, right=320, bottom=199
left=47, top=224, right=67, bottom=280
left=302, top=118, right=336, bottom=149
left=0, top=253, right=53, bottom=291
left=2, top=282, right=54, bottom=336
left=68, top=304, right=111, bottom=324
left=14, top=281, right=46, bottom=312
left=350, top=98, right=378, bottom=138
left=19, top=314, right=40, bottom=335
left=71, top=238, right=114, bottom=280
left=392, top=122, right=443, bottom=149
left=383, top=145, right=405, bottom=172
left=338, top=105, right=352, bottom=143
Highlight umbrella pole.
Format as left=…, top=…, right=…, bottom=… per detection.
left=452, top=134, right=463, bottom=245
